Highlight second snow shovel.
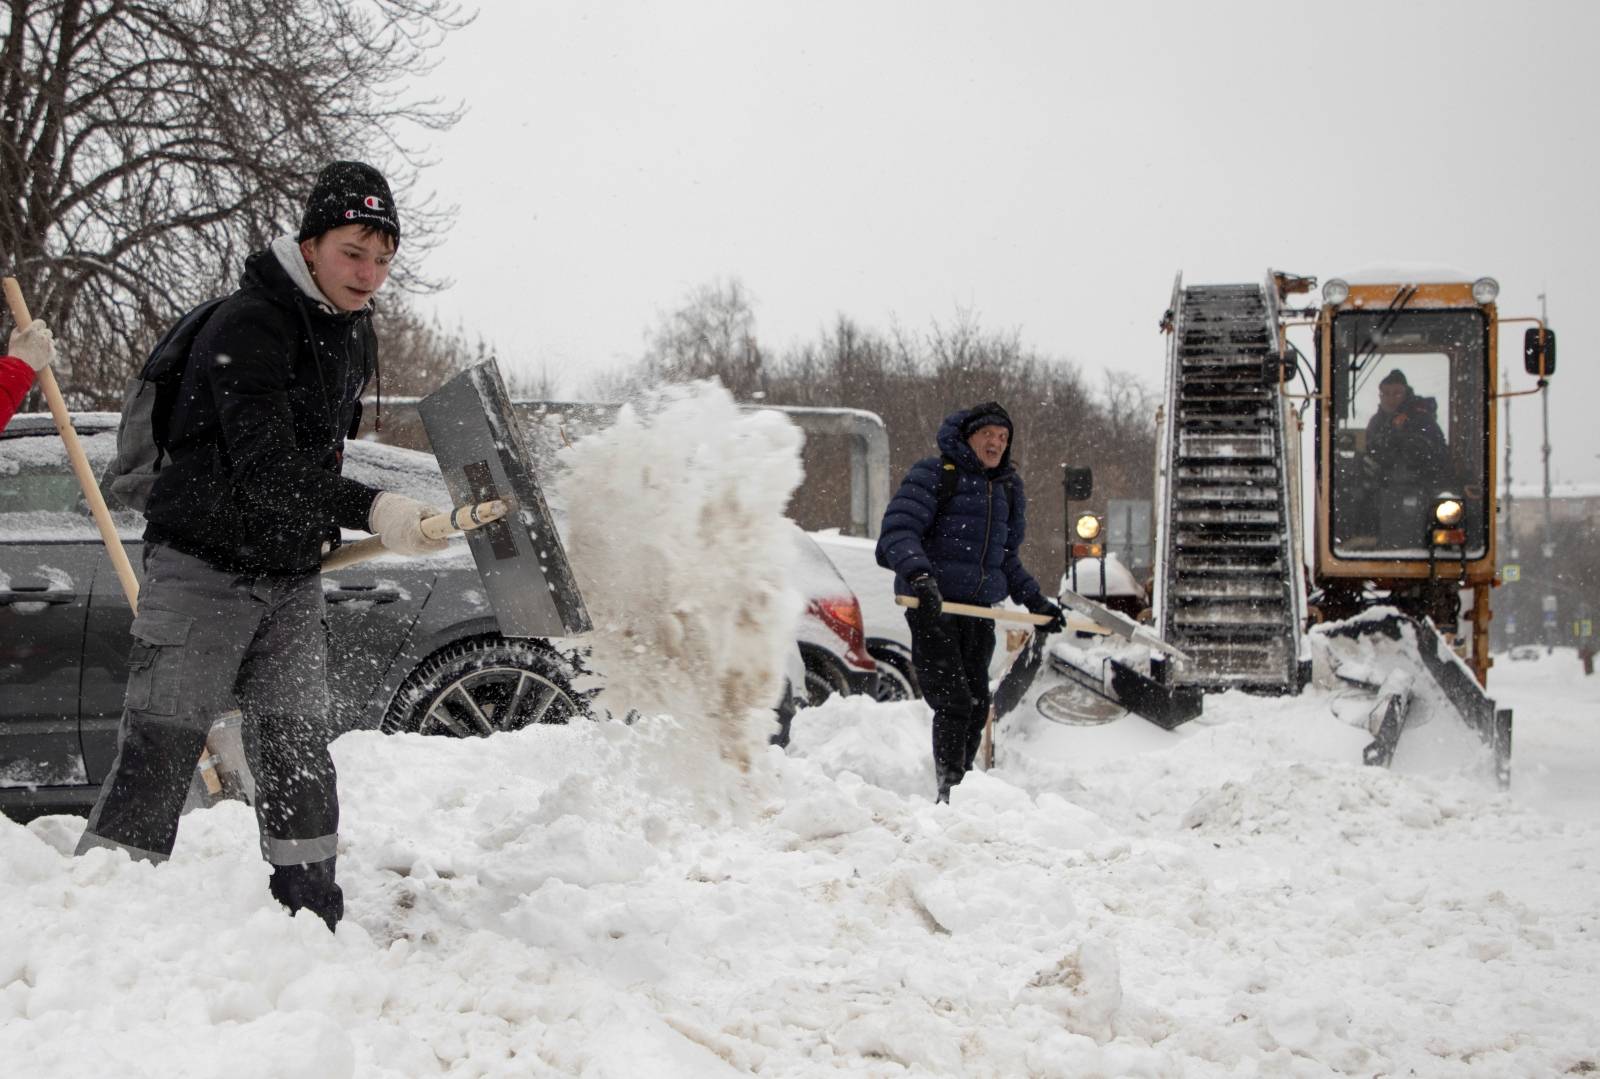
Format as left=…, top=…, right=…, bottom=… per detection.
left=2, top=277, right=143, bottom=609
left=897, top=590, right=1189, bottom=661
left=895, top=596, right=1053, bottom=625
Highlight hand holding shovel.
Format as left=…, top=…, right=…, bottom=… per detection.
left=322, top=498, right=510, bottom=571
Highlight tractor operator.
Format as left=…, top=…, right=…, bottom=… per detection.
left=1360, top=369, right=1454, bottom=547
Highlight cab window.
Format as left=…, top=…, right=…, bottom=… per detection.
left=1327, top=309, right=1488, bottom=559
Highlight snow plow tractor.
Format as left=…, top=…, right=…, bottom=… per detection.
left=1002, top=268, right=1553, bottom=789
left=1293, top=270, right=1552, bottom=785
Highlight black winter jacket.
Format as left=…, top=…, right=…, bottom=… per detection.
left=1364, top=394, right=1453, bottom=493
left=875, top=407, right=1045, bottom=607
left=143, top=241, right=381, bottom=575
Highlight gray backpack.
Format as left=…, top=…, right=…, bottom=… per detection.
left=101, top=297, right=225, bottom=511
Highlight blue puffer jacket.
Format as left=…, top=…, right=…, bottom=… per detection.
left=875, top=407, right=1044, bottom=607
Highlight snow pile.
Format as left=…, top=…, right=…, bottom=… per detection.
left=1058, top=552, right=1143, bottom=600
left=7, top=670, right=1598, bottom=1076
left=557, top=380, right=805, bottom=782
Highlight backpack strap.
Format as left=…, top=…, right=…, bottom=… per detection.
left=935, top=455, right=1015, bottom=515
left=935, top=455, right=959, bottom=513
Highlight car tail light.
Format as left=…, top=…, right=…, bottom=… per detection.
left=809, top=596, right=876, bottom=670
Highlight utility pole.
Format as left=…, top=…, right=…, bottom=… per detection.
left=1503, top=368, right=1513, bottom=556
left=1538, top=289, right=1556, bottom=647
left=1503, top=369, right=1515, bottom=644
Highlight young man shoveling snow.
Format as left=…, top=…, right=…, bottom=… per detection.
left=76, top=162, right=446, bottom=929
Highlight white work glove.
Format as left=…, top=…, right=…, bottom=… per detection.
left=8, top=320, right=54, bottom=372
left=368, top=491, right=450, bottom=557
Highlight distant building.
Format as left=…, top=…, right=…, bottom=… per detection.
left=1501, top=480, right=1600, bottom=554
left=1495, top=480, right=1599, bottom=652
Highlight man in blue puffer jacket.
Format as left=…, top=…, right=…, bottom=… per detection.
left=876, top=401, right=1064, bottom=802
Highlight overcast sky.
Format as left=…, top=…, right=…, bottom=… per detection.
left=411, top=0, right=1599, bottom=486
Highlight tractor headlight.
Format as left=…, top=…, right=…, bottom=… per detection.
left=1433, top=498, right=1464, bottom=526
left=1075, top=514, right=1102, bottom=540
left=1322, top=278, right=1350, bottom=305
left=1472, top=277, right=1500, bottom=304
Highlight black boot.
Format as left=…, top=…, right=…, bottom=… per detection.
left=936, top=767, right=962, bottom=804
left=269, top=859, right=344, bottom=931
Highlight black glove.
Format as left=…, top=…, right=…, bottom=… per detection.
left=909, top=574, right=943, bottom=620
left=1026, top=595, right=1065, bottom=634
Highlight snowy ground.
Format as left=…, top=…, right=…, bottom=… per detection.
left=3, top=647, right=1596, bottom=1077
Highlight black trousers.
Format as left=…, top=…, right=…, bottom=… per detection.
left=906, top=609, right=996, bottom=781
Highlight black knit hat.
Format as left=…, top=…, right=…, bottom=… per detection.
left=297, top=161, right=400, bottom=245
left=960, top=401, right=1013, bottom=438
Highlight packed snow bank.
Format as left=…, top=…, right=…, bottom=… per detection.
left=1490, top=647, right=1600, bottom=820
left=7, top=663, right=1598, bottom=1076
left=557, top=380, right=805, bottom=782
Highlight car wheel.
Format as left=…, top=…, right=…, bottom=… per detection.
left=801, top=667, right=837, bottom=708
left=383, top=637, right=586, bottom=736
left=799, top=644, right=848, bottom=707
left=867, top=639, right=918, bottom=700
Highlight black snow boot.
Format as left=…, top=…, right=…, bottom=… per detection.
left=270, top=859, right=344, bottom=931
left=936, top=767, right=963, bottom=804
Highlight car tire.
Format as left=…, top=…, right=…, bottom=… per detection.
left=867, top=638, right=918, bottom=701
left=382, top=636, right=587, bottom=736
left=798, top=644, right=849, bottom=707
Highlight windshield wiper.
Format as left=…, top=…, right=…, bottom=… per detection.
left=1350, top=284, right=1418, bottom=399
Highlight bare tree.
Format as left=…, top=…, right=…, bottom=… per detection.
left=638, top=278, right=766, bottom=398
left=0, top=0, right=469, bottom=406
left=370, top=303, right=488, bottom=397
left=589, top=277, right=1161, bottom=575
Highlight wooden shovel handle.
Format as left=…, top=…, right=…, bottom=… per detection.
left=2, top=279, right=220, bottom=793
left=895, top=595, right=1051, bottom=626
left=321, top=499, right=508, bottom=572
left=3, top=278, right=143, bottom=615
left=419, top=499, right=508, bottom=540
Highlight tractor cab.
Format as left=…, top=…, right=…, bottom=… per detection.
left=1310, top=273, right=1555, bottom=680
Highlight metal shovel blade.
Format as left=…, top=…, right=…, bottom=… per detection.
left=418, top=361, right=591, bottom=638
left=1058, top=585, right=1190, bottom=662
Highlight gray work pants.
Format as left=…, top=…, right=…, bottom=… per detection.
left=77, top=543, right=339, bottom=867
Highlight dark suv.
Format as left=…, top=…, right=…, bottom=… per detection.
left=0, top=414, right=589, bottom=820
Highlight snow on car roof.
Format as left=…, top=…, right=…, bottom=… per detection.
left=787, top=522, right=851, bottom=599
left=0, top=426, right=121, bottom=476
left=340, top=440, right=452, bottom=506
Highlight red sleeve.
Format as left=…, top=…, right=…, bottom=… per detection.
left=0, top=355, right=37, bottom=432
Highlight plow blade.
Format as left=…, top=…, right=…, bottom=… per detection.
left=1318, top=611, right=1510, bottom=788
